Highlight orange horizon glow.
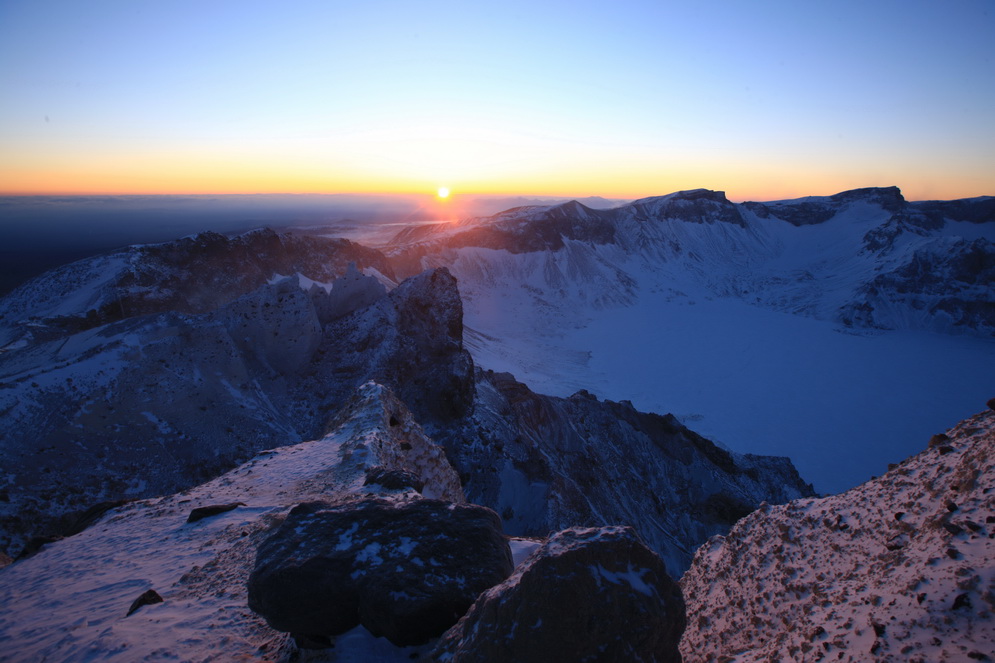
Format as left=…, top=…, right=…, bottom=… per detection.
left=1, top=173, right=991, bottom=204
left=0, top=147, right=992, bottom=203
left=3, top=4, right=993, bottom=209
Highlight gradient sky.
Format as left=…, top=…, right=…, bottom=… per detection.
left=1, top=0, right=993, bottom=201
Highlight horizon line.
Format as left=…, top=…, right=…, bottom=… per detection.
left=2, top=186, right=992, bottom=204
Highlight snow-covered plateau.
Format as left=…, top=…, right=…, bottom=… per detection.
left=0, top=185, right=992, bottom=661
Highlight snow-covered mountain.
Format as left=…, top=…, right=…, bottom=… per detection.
left=385, top=186, right=993, bottom=336
left=680, top=401, right=995, bottom=662
left=376, top=186, right=995, bottom=493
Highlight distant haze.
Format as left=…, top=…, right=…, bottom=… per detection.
left=0, top=193, right=625, bottom=294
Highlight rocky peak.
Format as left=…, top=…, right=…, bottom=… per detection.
left=745, top=186, right=906, bottom=227
left=626, top=189, right=745, bottom=226
left=828, top=185, right=906, bottom=211
left=298, top=266, right=475, bottom=432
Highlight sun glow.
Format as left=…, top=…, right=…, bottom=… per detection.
left=436, top=186, right=450, bottom=199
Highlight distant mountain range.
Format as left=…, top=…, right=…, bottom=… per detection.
left=371, top=186, right=994, bottom=492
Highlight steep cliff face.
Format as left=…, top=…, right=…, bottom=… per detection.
left=435, top=371, right=813, bottom=576
left=679, top=404, right=995, bottom=662
left=310, top=267, right=475, bottom=427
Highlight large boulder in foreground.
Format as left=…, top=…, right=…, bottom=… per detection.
left=247, top=496, right=512, bottom=646
left=432, top=526, right=686, bottom=662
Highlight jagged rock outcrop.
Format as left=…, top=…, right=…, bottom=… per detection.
left=325, top=381, right=465, bottom=503
left=247, top=496, right=513, bottom=646
left=0, top=256, right=468, bottom=556
left=437, top=370, right=813, bottom=575
left=679, top=406, right=995, bottom=662
left=841, top=237, right=995, bottom=334
left=295, top=267, right=474, bottom=430
left=0, top=228, right=395, bottom=342
left=432, top=526, right=685, bottom=663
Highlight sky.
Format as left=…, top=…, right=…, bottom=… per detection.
left=1, top=0, right=993, bottom=201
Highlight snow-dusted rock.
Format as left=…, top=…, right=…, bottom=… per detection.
left=309, top=260, right=387, bottom=324
left=292, top=266, right=473, bottom=426
left=247, top=496, right=513, bottom=647
left=0, top=228, right=394, bottom=343
left=221, top=275, right=323, bottom=375
left=439, top=370, right=813, bottom=575
left=0, top=379, right=465, bottom=661
left=431, top=526, right=685, bottom=663
left=328, top=382, right=465, bottom=503
left=679, top=406, right=995, bottom=662
left=841, top=236, right=995, bottom=334
left=0, top=262, right=465, bottom=556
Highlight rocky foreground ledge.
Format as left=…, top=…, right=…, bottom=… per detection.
left=0, top=382, right=687, bottom=662
left=680, top=403, right=995, bottom=662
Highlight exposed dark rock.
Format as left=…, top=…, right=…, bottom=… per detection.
left=306, top=267, right=475, bottom=428
left=187, top=502, right=245, bottom=523
left=861, top=209, right=943, bottom=253
left=59, top=499, right=132, bottom=537
left=930, top=433, right=950, bottom=447
left=247, top=496, right=512, bottom=646
left=363, top=466, right=424, bottom=493
left=910, top=196, right=995, bottom=225
left=987, top=397, right=995, bottom=411
left=127, top=589, right=164, bottom=616
left=841, top=238, right=995, bottom=336
left=952, top=593, right=972, bottom=610
left=438, top=369, right=813, bottom=575
left=431, top=526, right=685, bottom=663
left=745, top=187, right=905, bottom=227
left=15, top=535, right=61, bottom=560
left=0, top=264, right=468, bottom=556
left=629, top=189, right=745, bottom=227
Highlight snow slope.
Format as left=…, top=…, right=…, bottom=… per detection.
left=0, top=383, right=455, bottom=662
left=680, top=404, right=995, bottom=662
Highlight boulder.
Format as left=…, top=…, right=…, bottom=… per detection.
left=247, top=496, right=512, bottom=646
left=127, top=589, right=163, bottom=616
left=186, top=502, right=244, bottom=523
left=363, top=466, right=424, bottom=493
left=431, top=526, right=685, bottom=663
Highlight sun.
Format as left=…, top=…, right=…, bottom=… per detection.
left=436, top=186, right=450, bottom=199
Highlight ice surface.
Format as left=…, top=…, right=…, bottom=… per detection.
left=565, top=294, right=995, bottom=494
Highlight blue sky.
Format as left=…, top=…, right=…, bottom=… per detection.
left=1, top=0, right=993, bottom=199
